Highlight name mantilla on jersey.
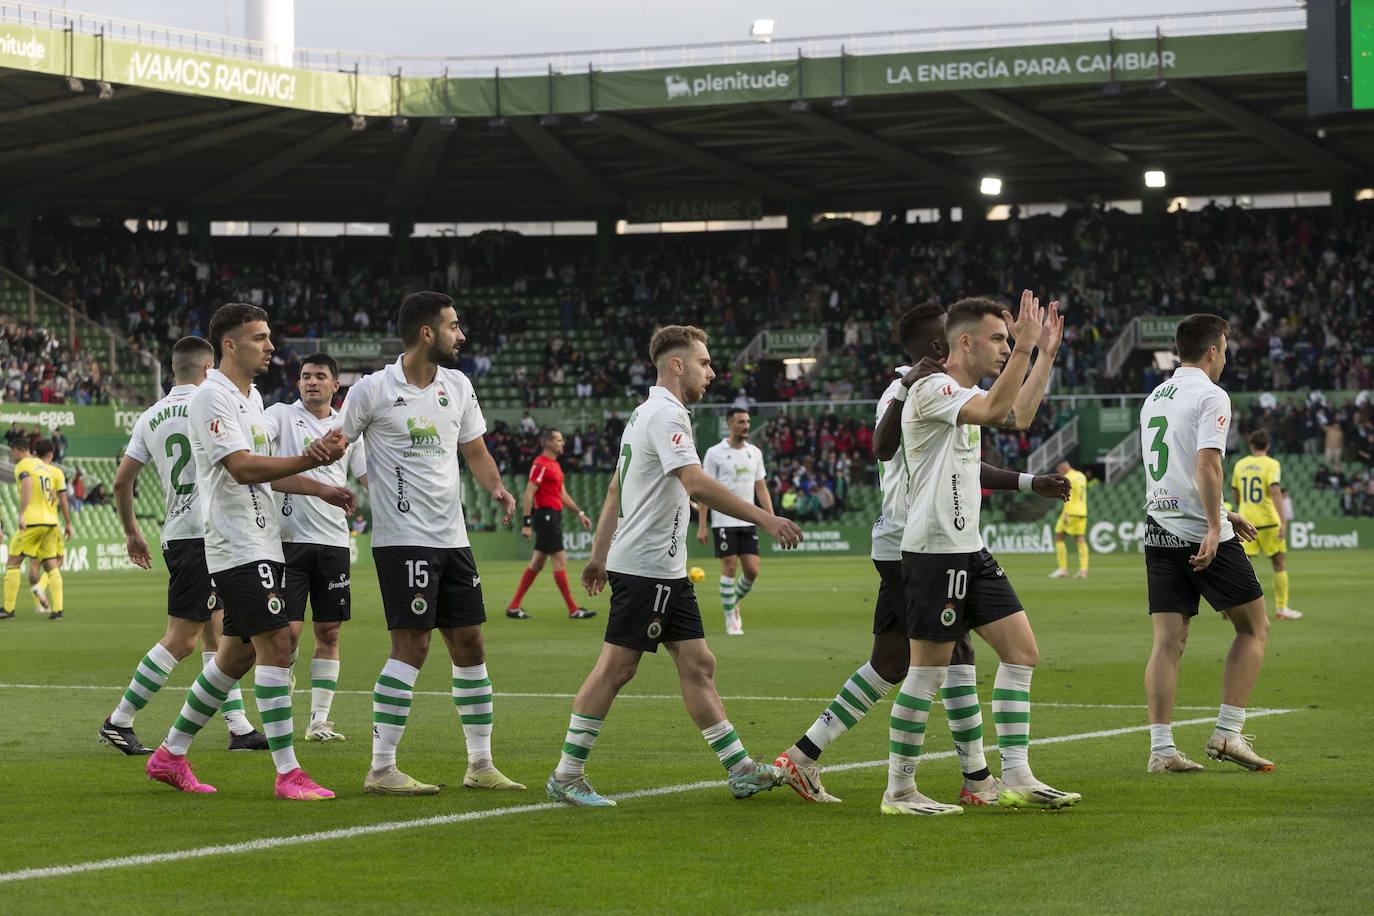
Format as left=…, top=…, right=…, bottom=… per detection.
left=146, top=403, right=188, bottom=432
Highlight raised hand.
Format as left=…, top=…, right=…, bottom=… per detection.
left=1038, top=300, right=1064, bottom=356
left=1006, top=289, right=1045, bottom=353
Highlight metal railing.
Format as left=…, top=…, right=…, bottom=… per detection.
left=1105, top=317, right=1142, bottom=379
left=0, top=3, right=1306, bottom=78
left=1027, top=415, right=1080, bottom=476
left=1104, top=430, right=1143, bottom=484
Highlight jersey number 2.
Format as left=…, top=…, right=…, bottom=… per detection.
left=166, top=433, right=194, bottom=496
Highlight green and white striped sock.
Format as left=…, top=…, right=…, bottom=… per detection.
left=453, top=663, right=494, bottom=762
left=372, top=658, right=417, bottom=771
left=992, top=663, right=1033, bottom=780
left=206, top=650, right=253, bottom=736
left=254, top=665, right=299, bottom=775
left=310, top=657, right=340, bottom=727
left=164, top=659, right=236, bottom=755
left=555, top=712, right=603, bottom=781
left=941, top=664, right=989, bottom=778
left=702, top=719, right=754, bottom=776
left=887, top=666, right=945, bottom=796
left=802, top=661, right=897, bottom=759
left=719, top=576, right=736, bottom=617
left=110, top=642, right=179, bottom=727
left=735, top=575, right=755, bottom=602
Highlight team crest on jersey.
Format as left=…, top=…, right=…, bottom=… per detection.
left=940, top=605, right=956, bottom=626
left=438, top=388, right=450, bottom=407
left=207, top=592, right=217, bottom=610
left=647, top=618, right=663, bottom=639
left=267, top=593, right=283, bottom=615
left=411, top=594, right=428, bottom=614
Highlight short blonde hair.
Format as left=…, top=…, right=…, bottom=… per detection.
left=648, top=325, right=709, bottom=364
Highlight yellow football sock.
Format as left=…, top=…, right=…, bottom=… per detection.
left=47, top=569, right=63, bottom=612
left=1054, top=541, right=1068, bottom=572
left=36, top=570, right=49, bottom=592
left=1274, top=570, right=1289, bottom=609
left=1078, top=538, right=1089, bottom=573
left=4, top=566, right=20, bottom=612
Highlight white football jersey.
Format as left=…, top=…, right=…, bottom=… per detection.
left=263, top=400, right=367, bottom=548
left=123, top=383, right=205, bottom=546
left=871, top=374, right=908, bottom=562
left=606, top=386, right=701, bottom=579
left=187, top=369, right=283, bottom=573
left=1139, top=366, right=1235, bottom=544
left=702, top=438, right=765, bottom=528
left=339, top=357, right=486, bottom=549
left=899, top=372, right=984, bottom=554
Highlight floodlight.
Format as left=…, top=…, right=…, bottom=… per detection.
left=97, top=81, right=114, bottom=99
left=751, top=19, right=775, bottom=43
left=980, top=176, right=1002, bottom=196
left=1144, top=170, right=1167, bottom=189
left=65, top=76, right=84, bottom=93
left=348, top=114, right=367, bottom=131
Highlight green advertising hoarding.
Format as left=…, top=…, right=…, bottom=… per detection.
left=0, top=24, right=1305, bottom=118
left=0, top=403, right=136, bottom=458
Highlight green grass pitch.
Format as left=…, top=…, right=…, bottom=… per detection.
left=1, top=551, right=1371, bottom=914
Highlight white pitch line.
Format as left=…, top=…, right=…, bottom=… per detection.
left=0, top=683, right=1224, bottom=711
left=0, top=709, right=1296, bottom=886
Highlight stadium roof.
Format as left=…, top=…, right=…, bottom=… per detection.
left=1, top=11, right=1372, bottom=222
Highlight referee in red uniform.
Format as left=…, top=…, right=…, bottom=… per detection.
left=506, top=428, right=596, bottom=620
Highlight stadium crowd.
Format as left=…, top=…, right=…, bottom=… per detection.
left=0, top=322, right=111, bottom=404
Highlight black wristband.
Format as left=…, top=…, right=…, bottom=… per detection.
left=523, top=515, right=533, bottom=526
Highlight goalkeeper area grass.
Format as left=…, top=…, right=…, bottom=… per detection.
left=0, top=551, right=1370, bottom=913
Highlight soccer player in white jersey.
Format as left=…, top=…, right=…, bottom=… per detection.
left=545, top=325, right=803, bottom=808
left=144, top=304, right=355, bottom=800
left=883, top=292, right=1081, bottom=815
left=263, top=352, right=368, bottom=743
left=99, top=336, right=269, bottom=755
left=697, top=407, right=770, bottom=635
left=1140, top=314, right=1274, bottom=774
left=338, top=292, right=523, bottom=797
left=775, top=302, right=1070, bottom=806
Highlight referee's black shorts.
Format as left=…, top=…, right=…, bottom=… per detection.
left=532, top=508, right=565, bottom=554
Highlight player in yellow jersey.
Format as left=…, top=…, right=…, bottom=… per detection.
left=31, top=439, right=72, bottom=620
left=0, top=437, right=62, bottom=620
left=1049, top=460, right=1089, bottom=579
left=1231, top=430, right=1300, bottom=620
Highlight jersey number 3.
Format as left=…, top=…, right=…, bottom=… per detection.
left=1146, top=416, right=1169, bottom=482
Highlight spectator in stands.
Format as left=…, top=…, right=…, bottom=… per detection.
left=70, top=469, right=85, bottom=513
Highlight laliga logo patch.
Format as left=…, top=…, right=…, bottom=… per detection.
left=940, top=604, right=957, bottom=627
left=1217, top=415, right=1228, bottom=429
left=266, top=593, right=284, bottom=615
left=940, top=384, right=954, bottom=397
left=647, top=618, right=663, bottom=639
left=411, top=594, right=428, bottom=615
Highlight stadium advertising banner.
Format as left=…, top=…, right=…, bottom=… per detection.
left=0, top=403, right=133, bottom=458
left=0, top=26, right=1304, bottom=118
left=15, top=518, right=1370, bottom=577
